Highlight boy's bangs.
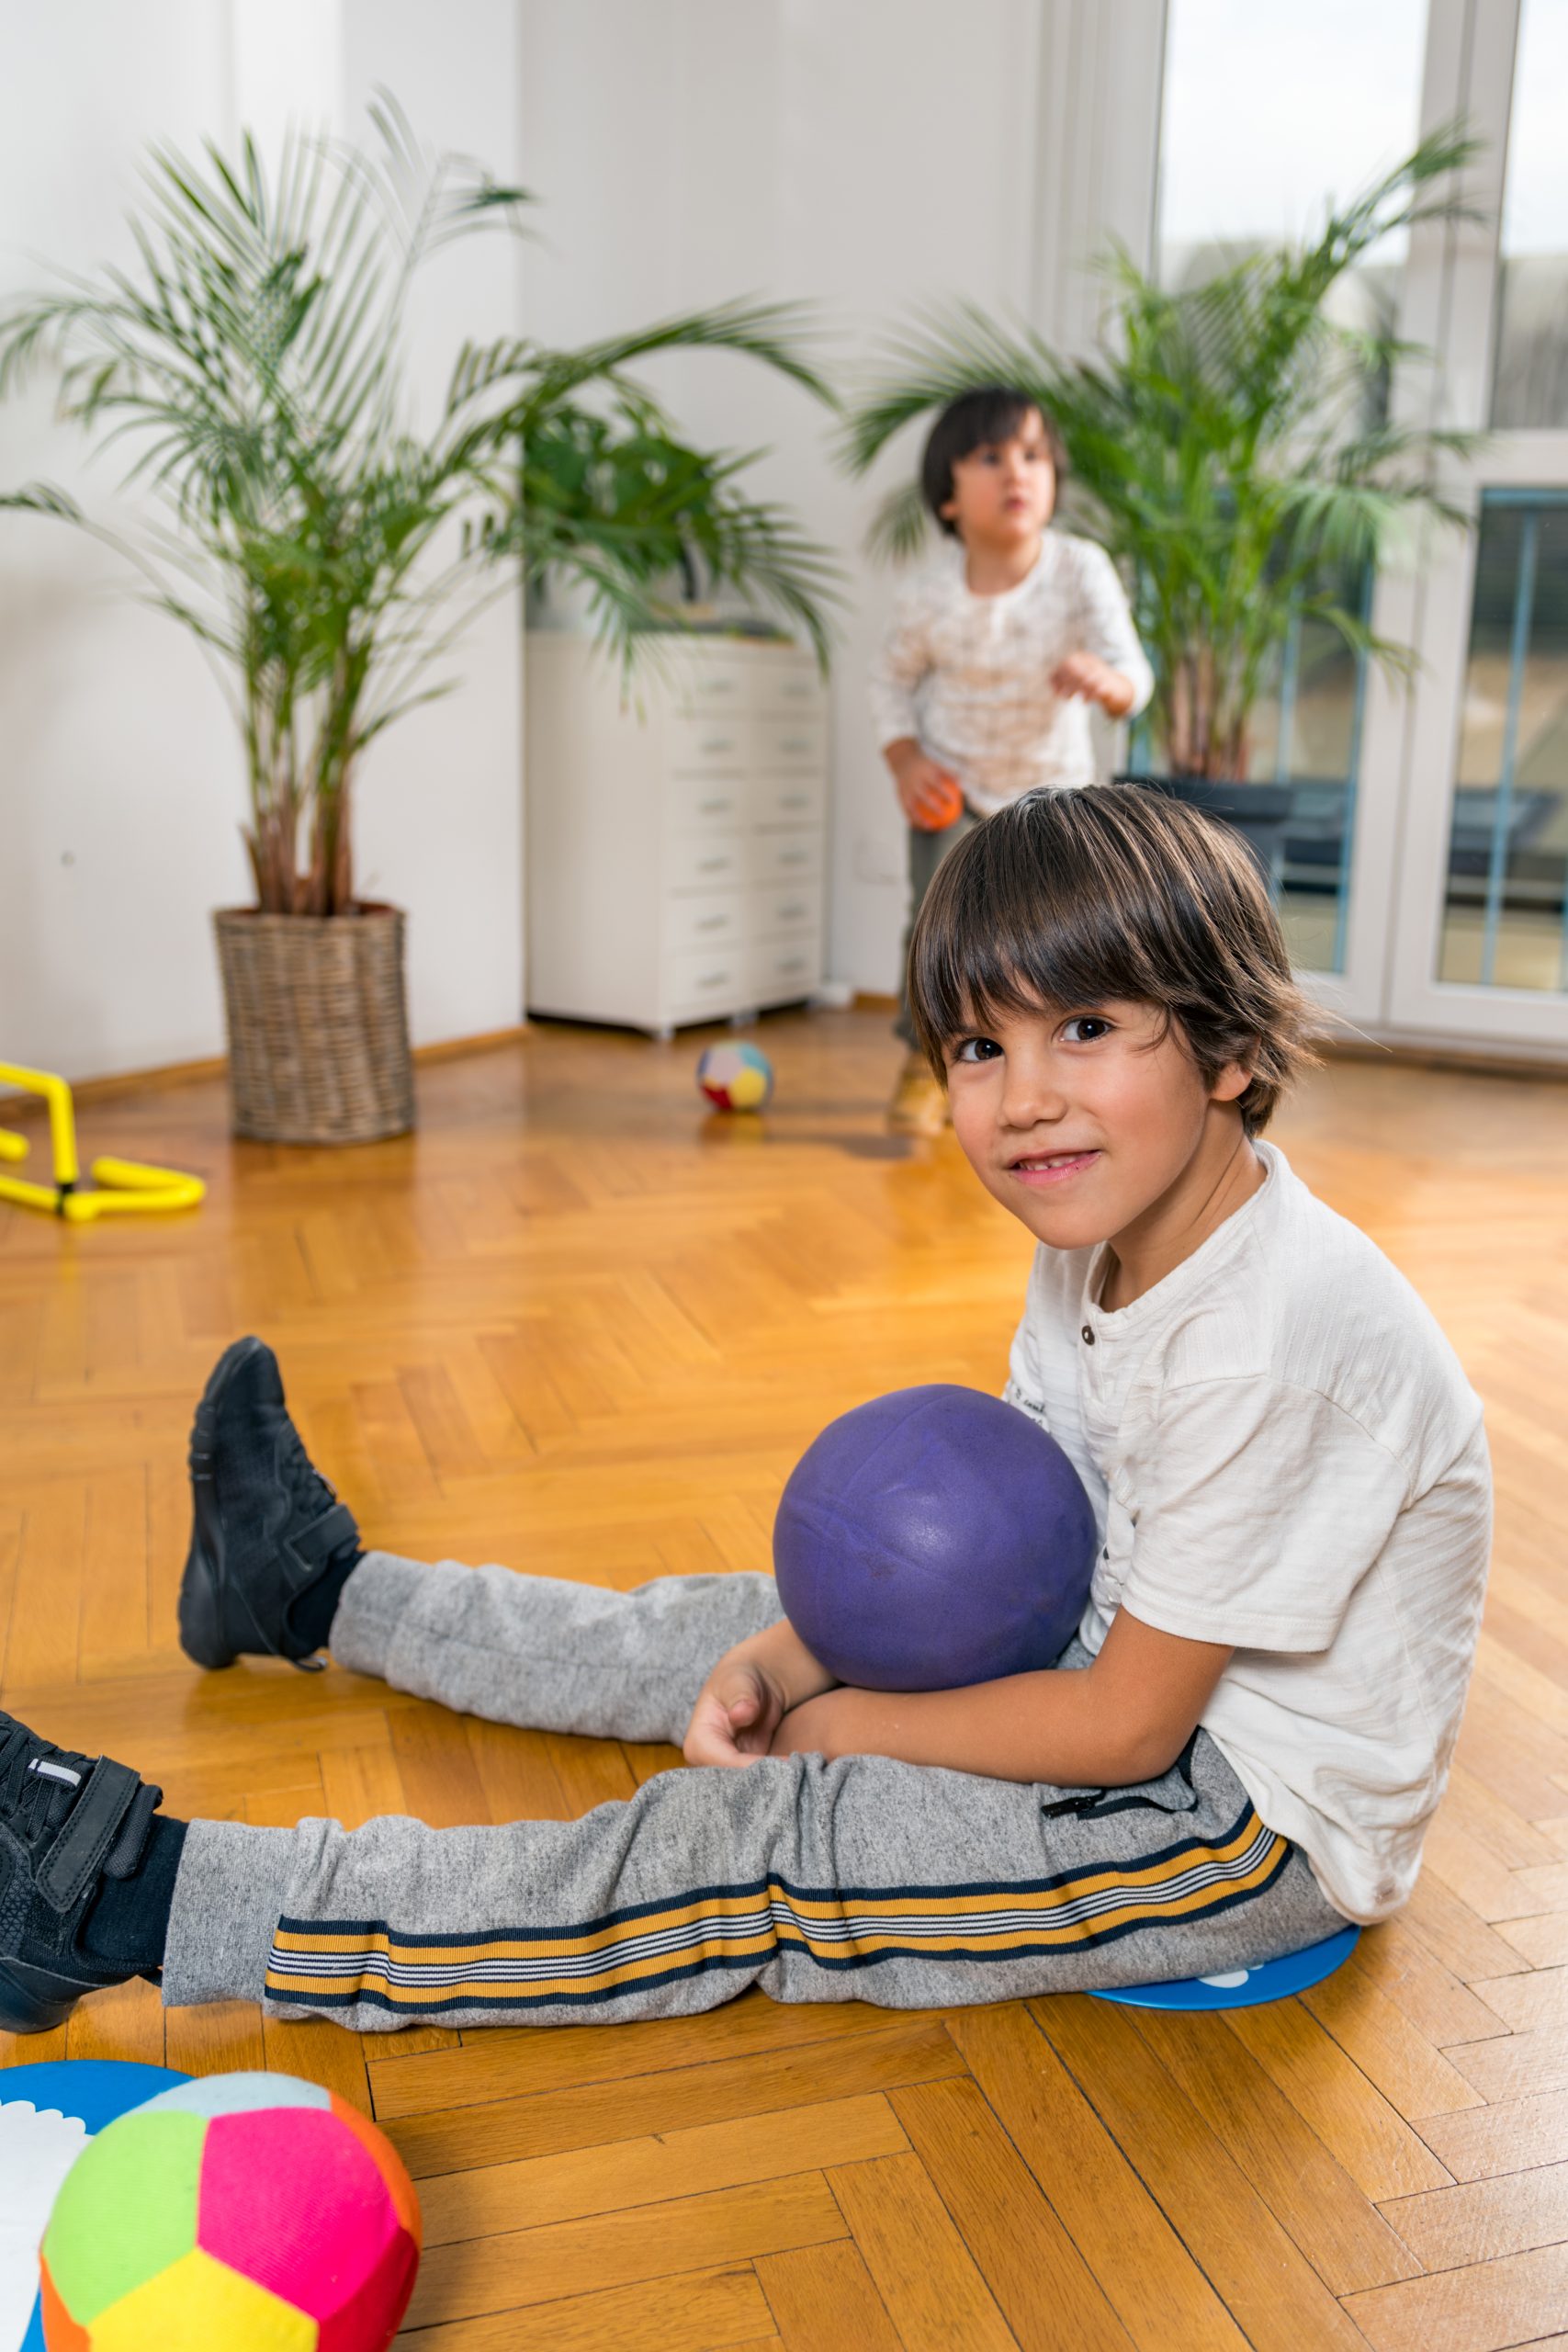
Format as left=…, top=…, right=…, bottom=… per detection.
left=910, top=813, right=1160, bottom=1052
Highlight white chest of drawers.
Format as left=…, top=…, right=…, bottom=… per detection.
left=524, top=634, right=829, bottom=1035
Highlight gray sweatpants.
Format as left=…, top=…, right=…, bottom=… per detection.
left=895, top=808, right=979, bottom=1045
left=163, top=1554, right=1345, bottom=2031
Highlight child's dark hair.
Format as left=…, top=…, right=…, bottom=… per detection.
left=908, top=785, right=1320, bottom=1135
left=920, top=387, right=1066, bottom=537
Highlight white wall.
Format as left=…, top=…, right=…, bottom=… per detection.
left=517, top=0, right=1038, bottom=999
left=0, top=0, right=525, bottom=1080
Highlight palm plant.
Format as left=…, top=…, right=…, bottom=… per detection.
left=0, top=99, right=838, bottom=916
left=841, top=127, right=1479, bottom=782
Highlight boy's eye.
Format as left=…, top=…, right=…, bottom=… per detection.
left=1061, top=1016, right=1112, bottom=1045
left=951, top=1036, right=1003, bottom=1064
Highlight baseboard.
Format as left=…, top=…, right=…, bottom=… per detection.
left=1321, top=1036, right=1568, bottom=1083
left=0, top=1023, right=535, bottom=1120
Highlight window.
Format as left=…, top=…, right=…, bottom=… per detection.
left=1438, top=495, right=1568, bottom=990
left=1491, top=0, right=1568, bottom=429
left=1158, top=0, right=1427, bottom=290
left=1156, top=0, right=1425, bottom=972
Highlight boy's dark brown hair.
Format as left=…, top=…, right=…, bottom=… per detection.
left=920, top=387, right=1067, bottom=538
left=908, top=785, right=1320, bottom=1135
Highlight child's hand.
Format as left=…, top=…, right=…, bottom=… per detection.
left=682, top=1658, right=790, bottom=1768
left=682, top=1618, right=838, bottom=1769
left=1051, top=651, right=1136, bottom=718
left=888, top=745, right=962, bottom=828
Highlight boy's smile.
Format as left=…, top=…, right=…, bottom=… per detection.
left=942, top=998, right=1263, bottom=1306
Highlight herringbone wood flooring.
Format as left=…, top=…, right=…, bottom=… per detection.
left=2, top=1009, right=1567, bottom=2351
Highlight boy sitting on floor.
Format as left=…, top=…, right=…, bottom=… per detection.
left=0, top=787, right=1490, bottom=2035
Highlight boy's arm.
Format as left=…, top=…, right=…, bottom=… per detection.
left=1050, top=543, right=1155, bottom=721
left=872, top=592, right=956, bottom=823
left=770, top=1608, right=1232, bottom=1786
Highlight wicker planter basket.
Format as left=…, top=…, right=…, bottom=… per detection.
left=213, top=903, right=415, bottom=1145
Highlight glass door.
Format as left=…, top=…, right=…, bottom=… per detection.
left=1152, top=0, right=1568, bottom=1055
left=1153, top=0, right=1428, bottom=1018
left=1380, top=0, right=1568, bottom=1052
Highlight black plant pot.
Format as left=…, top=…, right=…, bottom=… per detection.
left=1117, top=773, right=1293, bottom=882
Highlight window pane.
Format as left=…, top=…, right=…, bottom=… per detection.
left=1156, top=0, right=1424, bottom=974
left=1491, top=0, right=1568, bottom=429
left=1158, top=0, right=1427, bottom=288
left=1438, top=498, right=1568, bottom=989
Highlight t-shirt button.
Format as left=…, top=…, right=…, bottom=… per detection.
left=1080, top=1325, right=1095, bottom=1345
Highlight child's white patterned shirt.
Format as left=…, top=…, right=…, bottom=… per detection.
left=869, top=530, right=1154, bottom=813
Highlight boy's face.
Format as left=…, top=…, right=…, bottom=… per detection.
left=942, top=410, right=1056, bottom=549
left=942, top=998, right=1252, bottom=1257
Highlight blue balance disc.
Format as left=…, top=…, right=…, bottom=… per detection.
left=0, top=2061, right=191, bottom=2352
left=1090, top=1923, right=1359, bottom=2012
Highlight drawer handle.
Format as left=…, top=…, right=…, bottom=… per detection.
left=699, top=678, right=735, bottom=695
left=775, top=956, right=807, bottom=974
left=780, top=737, right=811, bottom=753
left=701, top=738, right=735, bottom=754
left=698, top=798, right=732, bottom=816
left=778, top=902, right=807, bottom=920
left=697, top=856, right=729, bottom=873
left=780, top=851, right=809, bottom=867
left=695, top=915, right=728, bottom=933
left=698, top=970, right=729, bottom=988
left=779, top=793, right=809, bottom=810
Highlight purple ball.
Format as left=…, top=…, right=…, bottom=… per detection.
left=773, top=1385, right=1098, bottom=1692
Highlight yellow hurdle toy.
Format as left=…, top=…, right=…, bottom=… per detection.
left=0, top=1061, right=205, bottom=1222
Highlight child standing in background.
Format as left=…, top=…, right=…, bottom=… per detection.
left=871, top=387, right=1154, bottom=1133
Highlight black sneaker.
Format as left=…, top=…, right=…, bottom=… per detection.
left=179, top=1336, right=361, bottom=1672
left=0, top=1714, right=159, bottom=2033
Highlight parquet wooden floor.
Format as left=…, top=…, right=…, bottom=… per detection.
left=2, top=1009, right=1567, bottom=2351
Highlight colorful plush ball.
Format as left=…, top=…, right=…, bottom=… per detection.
left=39, top=2071, right=421, bottom=2352
left=696, top=1041, right=773, bottom=1111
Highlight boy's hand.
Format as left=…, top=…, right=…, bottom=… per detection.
left=682, top=1618, right=837, bottom=1770
left=683, top=1661, right=791, bottom=1768
left=1051, top=651, right=1136, bottom=718
left=886, top=740, right=961, bottom=828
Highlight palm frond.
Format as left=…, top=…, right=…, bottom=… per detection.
left=0, top=102, right=837, bottom=906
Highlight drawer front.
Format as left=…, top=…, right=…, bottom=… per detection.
left=750, top=828, right=821, bottom=886
left=754, top=716, right=828, bottom=770
left=672, top=659, right=750, bottom=713
left=665, top=832, right=746, bottom=893
left=664, top=890, right=746, bottom=956
left=759, top=662, right=825, bottom=714
left=753, top=881, right=820, bottom=938
left=668, top=774, right=750, bottom=831
left=666, top=712, right=748, bottom=772
left=665, top=944, right=748, bottom=1018
left=755, top=774, right=826, bottom=829
left=750, top=934, right=822, bottom=999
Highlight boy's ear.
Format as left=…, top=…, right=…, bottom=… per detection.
left=1210, top=1057, right=1254, bottom=1106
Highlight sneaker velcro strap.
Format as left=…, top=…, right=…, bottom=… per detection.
left=288, top=1500, right=359, bottom=1583
left=36, top=1756, right=148, bottom=1914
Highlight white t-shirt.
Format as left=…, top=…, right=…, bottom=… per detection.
left=868, top=531, right=1155, bottom=816
left=1004, top=1143, right=1492, bottom=1924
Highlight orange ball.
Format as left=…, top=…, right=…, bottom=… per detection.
left=912, top=773, right=964, bottom=832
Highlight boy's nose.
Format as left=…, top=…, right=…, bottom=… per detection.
left=999, top=1066, right=1069, bottom=1129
